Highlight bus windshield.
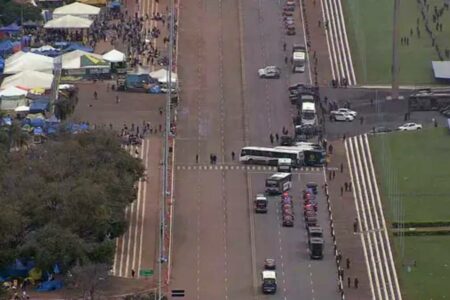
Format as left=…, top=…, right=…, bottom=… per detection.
left=266, top=180, right=277, bottom=187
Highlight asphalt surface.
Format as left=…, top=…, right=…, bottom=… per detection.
left=170, top=0, right=341, bottom=299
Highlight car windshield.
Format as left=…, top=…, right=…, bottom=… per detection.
left=303, top=112, right=315, bottom=119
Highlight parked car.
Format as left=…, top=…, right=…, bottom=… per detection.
left=286, top=27, right=296, bottom=35
left=330, top=108, right=357, bottom=117
left=258, top=66, right=281, bottom=79
left=369, top=126, right=393, bottom=135
left=332, top=112, right=355, bottom=122
left=398, top=122, right=422, bottom=131
left=282, top=214, right=294, bottom=227
left=264, top=258, right=276, bottom=270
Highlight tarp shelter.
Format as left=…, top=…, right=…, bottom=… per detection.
left=102, top=49, right=125, bottom=62
left=108, top=0, right=121, bottom=9
left=29, top=99, right=50, bottom=113
left=150, top=68, right=178, bottom=83
left=0, top=70, right=54, bottom=90
left=0, top=57, right=4, bottom=73
left=0, top=86, right=28, bottom=98
left=53, top=2, right=101, bottom=19
left=78, top=0, right=107, bottom=6
left=0, top=23, right=21, bottom=34
left=432, top=61, right=450, bottom=80
left=44, top=15, right=93, bottom=29
left=4, top=51, right=54, bottom=74
left=0, top=40, right=14, bottom=56
left=14, top=105, right=30, bottom=112
left=63, top=43, right=93, bottom=53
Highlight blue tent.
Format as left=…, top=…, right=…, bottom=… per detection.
left=0, top=40, right=14, bottom=56
left=0, top=23, right=21, bottom=33
left=29, top=101, right=49, bottom=114
left=0, top=57, right=4, bottom=73
left=63, top=43, right=93, bottom=53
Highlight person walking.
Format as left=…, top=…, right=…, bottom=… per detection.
left=283, top=42, right=286, bottom=51
left=340, top=186, right=344, bottom=196
left=348, top=182, right=352, bottom=191
left=354, top=277, right=359, bottom=289
left=270, top=133, right=274, bottom=144
left=347, top=277, right=351, bottom=288
left=275, top=133, right=279, bottom=142
left=196, top=154, right=199, bottom=163
left=231, top=151, right=235, bottom=160
left=94, top=91, right=98, bottom=100
left=353, top=218, right=358, bottom=233
left=131, top=269, right=135, bottom=278
left=346, top=258, right=350, bottom=269
left=340, top=162, right=344, bottom=173
left=344, top=182, right=348, bottom=191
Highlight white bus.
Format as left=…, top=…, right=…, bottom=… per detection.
left=301, top=101, right=317, bottom=126
left=239, top=146, right=304, bottom=166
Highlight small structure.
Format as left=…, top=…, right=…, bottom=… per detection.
left=52, top=2, right=101, bottom=19
left=0, top=86, right=28, bottom=111
left=432, top=61, right=450, bottom=81
left=60, top=50, right=110, bottom=78
left=102, top=49, right=125, bottom=63
left=44, top=15, right=94, bottom=29
left=0, top=70, right=54, bottom=90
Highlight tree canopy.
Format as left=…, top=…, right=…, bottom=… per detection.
left=0, top=129, right=144, bottom=272
left=0, top=0, right=42, bottom=26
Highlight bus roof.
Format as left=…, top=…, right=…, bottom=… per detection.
left=268, top=173, right=291, bottom=180
left=262, top=270, right=276, bottom=279
left=241, top=146, right=301, bottom=154
left=302, top=102, right=315, bottom=111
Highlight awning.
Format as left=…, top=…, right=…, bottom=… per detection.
left=44, top=15, right=93, bottom=29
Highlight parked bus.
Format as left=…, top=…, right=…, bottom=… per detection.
left=265, top=173, right=292, bottom=195
left=409, top=88, right=450, bottom=111
left=239, top=146, right=304, bottom=166
left=276, top=144, right=325, bottom=166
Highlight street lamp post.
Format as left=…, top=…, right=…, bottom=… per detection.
left=391, top=0, right=400, bottom=100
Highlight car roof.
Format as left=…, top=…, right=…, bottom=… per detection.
left=262, top=270, right=276, bottom=279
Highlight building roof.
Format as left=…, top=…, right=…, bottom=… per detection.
left=44, top=15, right=93, bottom=29
left=432, top=61, right=450, bottom=79
left=53, top=2, right=101, bottom=16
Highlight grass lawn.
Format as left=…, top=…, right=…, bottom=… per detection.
left=370, top=128, right=450, bottom=223
left=393, top=236, right=450, bottom=300
left=343, top=0, right=450, bottom=85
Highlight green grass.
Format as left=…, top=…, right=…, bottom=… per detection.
left=343, top=0, right=450, bottom=85
left=370, top=128, right=450, bottom=223
left=393, top=236, right=450, bottom=300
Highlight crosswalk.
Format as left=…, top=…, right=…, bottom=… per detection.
left=175, top=164, right=322, bottom=172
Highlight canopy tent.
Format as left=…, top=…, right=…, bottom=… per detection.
left=432, top=61, right=450, bottom=80
left=60, top=49, right=109, bottom=70
left=108, top=0, right=121, bottom=9
left=53, top=2, right=101, bottom=19
left=63, top=43, right=93, bottom=53
left=29, top=100, right=50, bottom=113
left=102, top=49, right=125, bottom=62
left=78, top=0, right=107, bottom=6
left=4, top=52, right=54, bottom=74
left=0, top=23, right=21, bottom=33
left=150, top=68, right=178, bottom=83
left=0, top=97, right=27, bottom=111
left=0, top=71, right=54, bottom=90
left=44, top=15, right=93, bottom=29
left=0, top=86, right=28, bottom=98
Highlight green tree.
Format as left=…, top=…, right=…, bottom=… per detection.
left=0, top=0, right=42, bottom=25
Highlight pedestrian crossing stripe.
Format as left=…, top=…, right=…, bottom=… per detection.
left=174, top=165, right=322, bottom=172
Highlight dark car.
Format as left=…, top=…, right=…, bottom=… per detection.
left=442, top=110, right=450, bottom=118
left=264, top=258, right=276, bottom=270
left=280, top=135, right=294, bottom=146
left=369, top=126, right=393, bottom=135
left=282, top=214, right=294, bottom=227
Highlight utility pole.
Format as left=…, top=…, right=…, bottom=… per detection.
left=391, top=0, right=400, bottom=100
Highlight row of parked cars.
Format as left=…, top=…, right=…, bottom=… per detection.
left=303, top=183, right=324, bottom=260
left=283, top=1, right=296, bottom=35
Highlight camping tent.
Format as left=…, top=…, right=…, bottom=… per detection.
left=0, top=23, right=21, bottom=33
left=102, top=49, right=125, bottom=62
left=0, top=70, right=54, bottom=90
left=53, top=2, right=101, bottom=19
left=3, top=52, right=54, bottom=74
left=44, top=15, right=93, bottom=29
left=150, top=68, right=178, bottom=83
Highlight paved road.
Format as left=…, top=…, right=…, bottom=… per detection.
left=170, top=0, right=341, bottom=299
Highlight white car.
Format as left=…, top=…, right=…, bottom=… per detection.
left=332, top=112, right=354, bottom=122
left=258, top=66, right=281, bottom=79
left=331, top=108, right=357, bottom=117
left=398, top=122, right=422, bottom=131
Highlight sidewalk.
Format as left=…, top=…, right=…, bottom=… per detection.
left=326, top=139, right=372, bottom=300
left=300, top=0, right=333, bottom=87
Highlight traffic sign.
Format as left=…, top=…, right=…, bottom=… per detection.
left=171, top=289, right=185, bottom=297
left=139, top=269, right=154, bottom=277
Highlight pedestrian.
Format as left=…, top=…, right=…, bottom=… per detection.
left=360, top=116, right=364, bottom=124
left=340, top=162, right=344, bottom=173
left=159, top=107, right=163, bottom=115
left=94, top=91, right=98, bottom=100
left=353, top=218, right=358, bottom=233
left=370, top=98, right=374, bottom=106
left=404, top=112, right=408, bottom=121
left=159, top=124, right=162, bottom=132
left=196, top=154, right=199, bottom=163
left=347, top=277, right=351, bottom=288
left=348, top=182, right=352, bottom=192
left=346, top=258, right=350, bottom=269
left=134, top=149, right=139, bottom=156
left=210, top=154, right=213, bottom=164
left=340, top=186, right=344, bottom=196
left=318, top=20, right=321, bottom=27
left=342, top=134, right=346, bottom=142
left=328, top=144, right=333, bottom=154
left=116, top=95, right=120, bottom=103
left=131, top=269, right=136, bottom=278
left=231, top=151, right=235, bottom=160
left=270, top=133, right=274, bottom=144
left=354, top=277, right=359, bottom=289
left=283, top=42, right=286, bottom=51
left=344, top=182, right=348, bottom=191
left=275, top=133, right=279, bottom=142
left=329, top=171, right=332, bottom=181
left=332, top=170, right=336, bottom=179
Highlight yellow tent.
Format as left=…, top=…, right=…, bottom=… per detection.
left=77, top=0, right=107, bottom=6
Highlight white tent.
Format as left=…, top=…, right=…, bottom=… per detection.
left=14, top=105, right=30, bottom=112
left=0, top=86, right=28, bottom=97
left=44, top=15, right=93, bottom=29
left=60, top=49, right=108, bottom=69
left=53, top=2, right=100, bottom=19
left=102, top=49, right=125, bottom=63
left=0, top=71, right=54, bottom=90
left=4, top=52, right=54, bottom=74
left=150, top=68, right=178, bottom=83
